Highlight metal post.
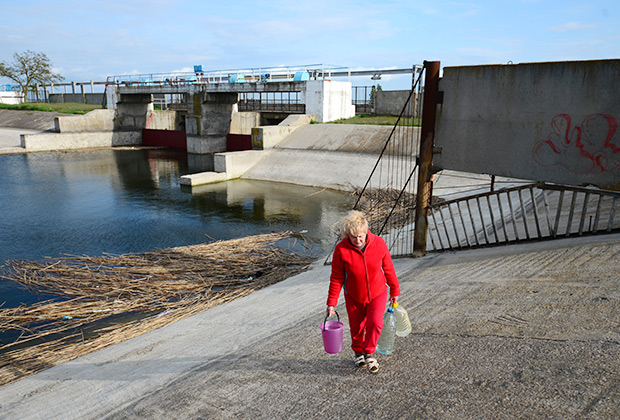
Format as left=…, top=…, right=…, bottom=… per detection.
left=413, top=61, right=441, bottom=256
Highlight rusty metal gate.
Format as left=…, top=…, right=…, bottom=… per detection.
left=322, top=65, right=424, bottom=264
left=330, top=60, right=620, bottom=261
left=426, top=182, right=620, bottom=252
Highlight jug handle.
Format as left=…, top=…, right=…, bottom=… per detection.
left=322, top=310, right=340, bottom=332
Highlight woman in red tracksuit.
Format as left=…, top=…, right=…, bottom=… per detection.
left=326, top=211, right=400, bottom=374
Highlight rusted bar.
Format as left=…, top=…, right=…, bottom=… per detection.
left=430, top=209, right=445, bottom=249
left=607, top=197, right=617, bottom=232
left=578, top=192, right=590, bottom=235
left=566, top=191, right=578, bottom=236
left=507, top=191, right=520, bottom=240
left=593, top=195, right=604, bottom=232
left=486, top=195, right=499, bottom=243
left=456, top=201, right=471, bottom=247
left=433, top=183, right=536, bottom=208
left=439, top=207, right=454, bottom=249
left=496, top=193, right=509, bottom=242
left=529, top=187, right=542, bottom=238
left=447, top=203, right=462, bottom=247
left=427, top=222, right=437, bottom=251
left=466, top=199, right=481, bottom=246
left=542, top=190, right=554, bottom=236
left=518, top=189, right=531, bottom=240
left=476, top=197, right=490, bottom=245
left=413, top=61, right=441, bottom=256
left=539, top=182, right=620, bottom=197
left=553, top=190, right=565, bottom=238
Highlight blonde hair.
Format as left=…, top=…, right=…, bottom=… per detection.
left=340, top=210, right=369, bottom=237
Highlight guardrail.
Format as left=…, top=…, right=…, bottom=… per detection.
left=426, top=183, right=620, bottom=252
left=105, top=64, right=348, bottom=87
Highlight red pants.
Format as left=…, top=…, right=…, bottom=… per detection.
left=345, top=290, right=387, bottom=354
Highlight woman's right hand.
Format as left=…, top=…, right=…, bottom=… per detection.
left=326, top=305, right=335, bottom=316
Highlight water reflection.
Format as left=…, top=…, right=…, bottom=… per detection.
left=0, top=148, right=352, bottom=308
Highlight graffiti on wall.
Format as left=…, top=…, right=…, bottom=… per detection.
left=532, top=114, right=619, bottom=178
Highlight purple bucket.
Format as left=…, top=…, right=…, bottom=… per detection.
left=320, top=311, right=344, bottom=354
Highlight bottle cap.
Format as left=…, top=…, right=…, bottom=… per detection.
left=393, top=302, right=399, bottom=308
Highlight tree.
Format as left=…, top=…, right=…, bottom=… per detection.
left=0, top=50, right=63, bottom=101
left=369, top=83, right=383, bottom=106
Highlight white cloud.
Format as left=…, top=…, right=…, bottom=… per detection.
left=548, top=21, right=596, bottom=33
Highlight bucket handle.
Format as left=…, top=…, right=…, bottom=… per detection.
left=322, top=310, right=340, bottom=332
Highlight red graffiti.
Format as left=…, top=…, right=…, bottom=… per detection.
left=532, top=114, right=620, bottom=176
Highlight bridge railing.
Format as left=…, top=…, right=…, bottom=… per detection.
left=105, top=64, right=348, bottom=87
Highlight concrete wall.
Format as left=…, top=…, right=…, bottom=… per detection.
left=115, top=94, right=154, bottom=131
left=302, top=80, right=355, bottom=123
left=0, top=91, right=24, bottom=105
left=146, top=110, right=183, bottom=130
left=250, top=114, right=315, bottom=150
left=231, top=112, right=260, bottom=135
left=434, top=59, right=620, bottom=191
left=21, top=131, right=141, bottom=151
left=55, top=109, right=115, bottom=132
left=49, top=93, right=104, bottom=105
left=375, top=90, right=416, bottom=117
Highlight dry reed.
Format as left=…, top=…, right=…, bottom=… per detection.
left=0, top=232, right=313, bottom=386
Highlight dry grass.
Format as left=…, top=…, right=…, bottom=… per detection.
left=0, top=232, right=313, bottom=385
left=350, top=188, right=446, bottom=235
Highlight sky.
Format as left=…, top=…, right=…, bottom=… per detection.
left=0, top=0, right=618, bottom=90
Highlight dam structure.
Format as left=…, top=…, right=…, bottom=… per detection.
left=17, top=64, right=421, bottom=191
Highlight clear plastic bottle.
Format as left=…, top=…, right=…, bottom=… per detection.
left=377, top=306, right=397, bottom=355
left=393, top=302, right=412, bottom=337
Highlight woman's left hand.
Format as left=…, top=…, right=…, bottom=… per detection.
left=389, top=295, right=399, bottom=305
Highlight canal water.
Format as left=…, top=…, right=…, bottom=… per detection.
left=0, top=148, right=353, bottom=309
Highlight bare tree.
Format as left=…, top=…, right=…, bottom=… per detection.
left=0, top=50, right=63, bottom=101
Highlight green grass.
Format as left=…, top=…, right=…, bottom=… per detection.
left=324, top=114, right=421, bottom=126
left=0, top=102, right=101, bottom=115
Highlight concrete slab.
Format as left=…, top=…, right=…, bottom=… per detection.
left=0, top=127, right=37, bottom=154
left=0, top=109, right=60, bottom=131
left=1, top=233, right=619, bottom=419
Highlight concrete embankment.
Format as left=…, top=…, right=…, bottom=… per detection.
left=0, top=109, right=61, bottom=131
left=0, top=109, right=62, bottom=153
left=1, top=234, right=618, bottom=419
left=184, top=122, right=499, bottom=194
left=183, top=123, right=464, bottom=192
left=243, top=124, right=417, bottom=190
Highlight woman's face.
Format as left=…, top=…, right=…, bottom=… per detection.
left=347, top=229, right=367, bottom=249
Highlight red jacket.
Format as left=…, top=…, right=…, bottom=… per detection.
left=327, top=231, right=400, bottom=306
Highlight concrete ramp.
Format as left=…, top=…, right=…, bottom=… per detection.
left=0, top=109, right=62, bottom=131
left=275, top=123, right=419, bottom=154
left=241, top=124, right=420, bottom=191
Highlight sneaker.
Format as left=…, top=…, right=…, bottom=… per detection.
left=365, top=355, right=379, bottom=374
left=354, top=353, right=367, bottom=368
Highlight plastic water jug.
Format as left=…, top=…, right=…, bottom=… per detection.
left=377, top=305, right=397, bottom=355
left=393, top=302, right=412, bottom=337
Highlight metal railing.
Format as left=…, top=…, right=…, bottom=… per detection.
left=426, top=183, right=620, bottom=252
left=105, top=64, right=348, bottom=87
left=237, top=91, right=305, bottom=113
